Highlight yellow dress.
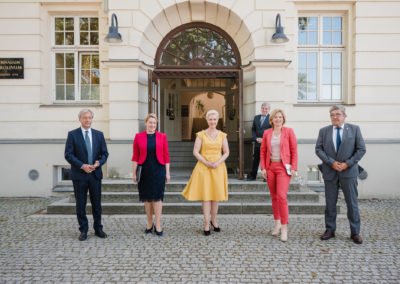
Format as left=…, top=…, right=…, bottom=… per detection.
left=182, top=130, right=228, bottom=201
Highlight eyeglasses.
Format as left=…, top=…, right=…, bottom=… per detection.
left=330, top=114, right=343, bottom=118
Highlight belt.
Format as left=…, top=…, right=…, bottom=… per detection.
left=270, top=159, right=282, bottom=162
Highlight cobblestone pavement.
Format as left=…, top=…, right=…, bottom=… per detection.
left=0, top=197, right=399, bottom=283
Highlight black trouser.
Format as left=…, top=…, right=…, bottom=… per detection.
left=324, top=176, right=360, bottom=235
left=72, top=174, right=103, bottom=233
left=250, top=144, right=261, bottom=178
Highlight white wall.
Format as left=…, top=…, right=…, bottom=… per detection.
left=0, top=144, right=66, bottom=196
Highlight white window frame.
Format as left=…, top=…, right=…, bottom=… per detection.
left=79, top=52, right=100, bottom=101
left=55, top=165, right=72, bottom=187
left=51, top=15, right=99, bottom=103
left=297, top=14, right=345, bottom=103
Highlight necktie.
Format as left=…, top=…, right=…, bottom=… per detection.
left=336, top=127, right=341, bottom=152
left=260, top=115, right=265, bottom=125
left=85, top=130, right=93, bottom=165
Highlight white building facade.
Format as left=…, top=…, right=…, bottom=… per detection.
left=0, top=0, right=399, bottom=198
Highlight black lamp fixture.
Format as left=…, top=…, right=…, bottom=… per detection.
left=271, top=13, right=289, bottom=43
left=104, top=13, right=122, bottom=43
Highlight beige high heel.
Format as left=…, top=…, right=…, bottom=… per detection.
left=272, top=226, right=281, bottom=236
left=280, top=226, right=288, bottom=242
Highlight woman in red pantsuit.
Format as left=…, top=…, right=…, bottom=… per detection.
left=260, top=109, right=298, bottom=242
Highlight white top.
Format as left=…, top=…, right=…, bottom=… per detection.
left=271, top=134, right=281, bottom=160
left=332, top=123, right=344, bottom=152
left=81, top=127, right=93, bottom=149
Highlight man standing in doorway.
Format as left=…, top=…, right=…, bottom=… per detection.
left=315, top=105, right=366, bottom=244
left=247, top=102, right=271, bottom=181
left=65, top=109, right=109, bottom=241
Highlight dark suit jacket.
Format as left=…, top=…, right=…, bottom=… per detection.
left=315, top=123, right=366, bottom=181
left=65, top=128, right=109, bottom=181
left=251, top=114, right=271, bottom=146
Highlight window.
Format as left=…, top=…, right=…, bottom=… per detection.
left=156, top=23, right=241, bottom=68
left=298, top=16, right=344, bottom=102
left=53, top=17, right=99, bottom=102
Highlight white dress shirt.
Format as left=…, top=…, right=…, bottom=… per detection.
left=332, top=123, right=344, bottom=152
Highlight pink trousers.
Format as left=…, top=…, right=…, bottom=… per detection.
left=267, top=162, right=291, bottom=225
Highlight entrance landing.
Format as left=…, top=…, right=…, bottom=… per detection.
left=47, top=175, right=336, bottom=214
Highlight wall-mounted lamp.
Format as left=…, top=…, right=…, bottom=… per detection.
left=271, top=13, right=289, bottom=43
left=104, top=13, right=122, bottom=43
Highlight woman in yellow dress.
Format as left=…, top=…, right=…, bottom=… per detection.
left=182, top=110, right=229, bottom=236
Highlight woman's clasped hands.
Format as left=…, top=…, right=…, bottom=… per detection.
left=205, top=160, right=220, bottom=169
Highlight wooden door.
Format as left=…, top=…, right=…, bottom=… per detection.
left=238, top=70, right=244, bottom=179
left=148, top=70, right=160, bottom=128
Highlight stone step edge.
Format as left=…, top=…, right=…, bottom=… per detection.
left=49, top=198, right=325, bottom=207
left=73, top=191, right=319, bottom=196
left=100, top=179, right=302, bottom=185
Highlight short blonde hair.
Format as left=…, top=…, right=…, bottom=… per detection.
left=269, top=109, right=286, bottom=127
left=206, top=109, right=219, bottom=120
left=144, top=113, right=158, bottom=123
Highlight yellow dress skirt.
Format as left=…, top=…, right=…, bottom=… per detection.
left=182, top=130, right=228, bottom=201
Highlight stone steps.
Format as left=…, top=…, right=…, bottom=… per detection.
left=47, top=179, right=336, bottom=215
left=66, top=191, right=320, bottom=203
left=47, top=200, right=329, bottom=214
left=100, top=181, right=301, bottom=192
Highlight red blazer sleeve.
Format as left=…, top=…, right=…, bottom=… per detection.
left=288, top=128, right=298, bottom=171
left=163, top=133, right=170, bottom=164
left=260, top=131, right=268, bottom=170
left=132, top=134, right=139, bottom=162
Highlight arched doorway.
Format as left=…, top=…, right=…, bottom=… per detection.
left=148, top=22, right=244, bottom=178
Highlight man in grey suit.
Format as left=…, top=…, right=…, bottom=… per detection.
left=247, top=102, right=271, bottom=181
left=316, top=105, right=366, bottom=244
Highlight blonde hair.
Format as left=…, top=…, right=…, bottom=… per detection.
left=144, top=113, right=158, bottom=123
left=206, top=109, right=219, bottom=120
left=269, top=109, right=287, bottom=127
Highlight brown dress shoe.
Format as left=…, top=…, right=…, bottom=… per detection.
left=351, top=234, right=363, bottom=244
left=320, top=230, right=335, bottom=240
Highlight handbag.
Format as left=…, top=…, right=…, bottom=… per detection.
left=136, top=165, right=142, bottom=183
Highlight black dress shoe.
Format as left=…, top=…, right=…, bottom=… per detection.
left=351, top=234, right=363, bottom=244
left=247, top=176, right=256, bottom=181
left=204, top=230, right=211, bottom=236
left=320, top=230, right=335, bottom=240
left=95, top=230, right=108, bottom=238
left=78, top=232, right=87, bottom=241
left=210, top=221, right=221, bottom=232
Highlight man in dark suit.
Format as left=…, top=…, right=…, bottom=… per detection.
left=247, top=102, right=271, bottom=181
left=65, top=109, right=109, bottom=241
left=316, top=105, right=366, bottom=244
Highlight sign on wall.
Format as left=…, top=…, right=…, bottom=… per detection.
left=0, top=58, right=24, bottom=79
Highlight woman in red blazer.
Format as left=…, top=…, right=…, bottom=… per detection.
left=132, top=113, right=170, bottom=236
left=260, top=109, right=298, bottom=242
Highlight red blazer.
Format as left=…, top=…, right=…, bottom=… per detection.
left=260, top=127, right=298, bottom=171
left=131, top=131, right=170, bottom=165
